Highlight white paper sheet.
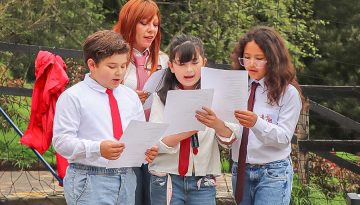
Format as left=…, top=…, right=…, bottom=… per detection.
left=143, top=69, right=166, bottom=109
left=163, top=89, right=214, bottom=135
left=106, top=120, right=169, bottom=168
left=201, top=67, right=248, bottom=123
left=143, top=69, right=166, bottom=94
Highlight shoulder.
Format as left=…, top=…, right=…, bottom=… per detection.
left=149, top=93, right=165, bottom=123
left=285, top=84, right=300, bottom=97
left=159, top=50, right=168, bottom=57
left=56, top=82, right=86, bottom=107
left=158, top=51, right=169, bottom=69
left=281, top=84, right=301, bottom=105
left=59, top=81, right=85, bottom=99
left=116, top=84, right=139, bottom=100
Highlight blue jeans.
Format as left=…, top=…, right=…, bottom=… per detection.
left=150, top=174, right=216, bottom=205
left=231, top=157, right=293, bottom=205
left=64, top=163, right=136, bottom=205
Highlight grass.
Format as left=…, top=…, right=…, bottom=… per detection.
left=0, top=128, right=57, bottom=169
left=1, top=96, right=57, bottom=169
left=336, top=152, right=359, bottom=162
left=291, top=174, right=346, bottom=205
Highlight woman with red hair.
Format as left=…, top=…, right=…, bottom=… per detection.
left=113, top=0, right=168, bottom=104
left=113, top=1, right=168, bottom=205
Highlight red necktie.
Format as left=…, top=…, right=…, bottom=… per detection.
left=178, top=137, right=191, bottom=176
left=133, top=50, right=149, bottom=90
left=106, top=89, right=123, bottom=140
left=235, top=82, right=259, bottom=204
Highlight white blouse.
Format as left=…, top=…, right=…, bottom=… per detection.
left=148, top=93, right=239, bottom=176
left=219, top=78, right=302, bottom=164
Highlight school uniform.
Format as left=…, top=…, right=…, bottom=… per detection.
left=52, top=73, right=145, bottom=205
left=219, top=78, right=302, bottom=205
left=122, top=48, right=168, bottom=205
left=148, top=93, right=239, bottom=205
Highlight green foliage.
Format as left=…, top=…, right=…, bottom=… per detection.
left=0, top=0, right=109, bottom=81
left=301, top=0, right=360, bottom=85
left=221, top=158, right=230, bottom=173
left=0, top=0, right=108, bottom=47
left=291, top=174, right=346, bottom=205
left=297, top=0, right=360, bottom=140
left=158, top=0, right=320, bottom=69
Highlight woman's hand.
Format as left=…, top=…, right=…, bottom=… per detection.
left=234, top=110, right=258, bottom=128
left=136, top=90, right=149, bottom=104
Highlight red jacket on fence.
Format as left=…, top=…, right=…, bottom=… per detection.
left=20, top=50, right=69, bottom=181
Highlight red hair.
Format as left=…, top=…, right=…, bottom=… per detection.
left=113, top=0, right=161, bottom=74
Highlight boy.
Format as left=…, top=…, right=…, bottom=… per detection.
left=52, top=30, right=158, bottom=205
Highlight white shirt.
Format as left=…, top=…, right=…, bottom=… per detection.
left=52, top=73, right=145, bottom=167
left=148, top=93, right=239, bottom=176
left=123, top=49, right=169, bottom=91
left=222, top=78, right=302, bottom=164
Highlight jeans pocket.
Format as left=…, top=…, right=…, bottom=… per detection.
left=73, top=171, right=90, bottom=202
left=198, top=175, right=216, bottom=188
left=265, top=166, right=288, bottom=180
left=150, top=174, right=167, bottom=189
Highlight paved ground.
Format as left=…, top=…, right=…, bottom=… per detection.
left=0, top=171, right=235, bottom=205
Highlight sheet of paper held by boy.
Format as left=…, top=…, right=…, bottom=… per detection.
left=107, top=120, right=168, bottom=168
left=163, top=89, right=214, bottom=135
left=201, top=67, right=248, bottom=124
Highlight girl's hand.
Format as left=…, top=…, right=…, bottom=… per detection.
left=136, top=90, right=149, bottom=104
left=145, top=145, right=159, bottom=163
left=100, top=140, right=125, bottom=160
left=196, top=107, right=232, bottom=137
left=234, top=110, right=258, bottom=128
left=195, top=106, right=223, bottom=130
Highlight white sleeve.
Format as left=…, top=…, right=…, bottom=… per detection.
left=251, top=87, right=302, bottom=148
left=52, top=92, right=101, bottom=161
left=215, top=122, right=241, bottom=148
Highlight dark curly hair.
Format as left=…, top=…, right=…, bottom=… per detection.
left=231, top=26, right=304, bottom=106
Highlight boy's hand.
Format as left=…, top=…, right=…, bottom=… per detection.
left=234, top=110, right=257, bottom=128
left=136, top=90, right=149, bottom=104
left=196, top=106, right=224, bottom=130
left=100, top=140, right=125, bottom=160
left=145, top=145, right=158, bottom=163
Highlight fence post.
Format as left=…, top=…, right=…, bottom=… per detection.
left=295, top=98, right=310, bottom=184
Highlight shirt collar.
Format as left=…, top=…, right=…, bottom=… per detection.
left=249, top=77, right=265, bottom=88
left=84, top=73, right=107, bottom=93
left=133, top=48, right=150, bottom=57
